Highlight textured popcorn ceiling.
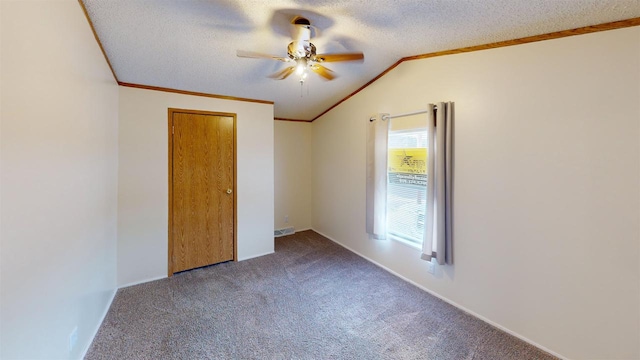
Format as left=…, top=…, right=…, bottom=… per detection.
left=83, top=0, right=640, bottom=120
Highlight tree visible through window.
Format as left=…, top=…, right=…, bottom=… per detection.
left=387, top=129, right=428, bottom=245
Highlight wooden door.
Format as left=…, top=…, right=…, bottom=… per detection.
left=169, top=109, right=236, bottom=275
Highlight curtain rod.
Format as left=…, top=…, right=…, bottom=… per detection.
left=384, top=107, right=438, bottom=120
left=370, top=107, right=437, bottom=122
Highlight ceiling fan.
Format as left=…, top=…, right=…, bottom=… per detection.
left=236, top=17, right=364, bottom=83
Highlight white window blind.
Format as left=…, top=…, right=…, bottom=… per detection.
left=387, top=129, right=428, bottom=245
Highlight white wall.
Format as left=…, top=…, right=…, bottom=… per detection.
left=312, top=27, right=640, bottom=360
left=274, top=121, right=313, bottom=231
left=118, top=87, right=274, bottom=287
left=0, top=1, right=119, bottom=359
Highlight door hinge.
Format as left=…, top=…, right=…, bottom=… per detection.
left=172, top=125, right=174, bottom=134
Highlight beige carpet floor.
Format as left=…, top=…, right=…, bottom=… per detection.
left=86, top=230, right=557, bottom=360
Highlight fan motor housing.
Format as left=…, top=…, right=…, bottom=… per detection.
left=288, top=41, right=316, bottom=60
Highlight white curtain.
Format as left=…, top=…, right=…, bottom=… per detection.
left=422, top=102, right=454, bottom=265
left=366, top=113, right=389, bottom=240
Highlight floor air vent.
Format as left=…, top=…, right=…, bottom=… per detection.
left=274, top=227, right=295, bottom=237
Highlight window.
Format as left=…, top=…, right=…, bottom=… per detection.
left=386, top=128, right=428, bottom=246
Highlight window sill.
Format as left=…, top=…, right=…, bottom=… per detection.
left=388, top=234, right=422, bottom=251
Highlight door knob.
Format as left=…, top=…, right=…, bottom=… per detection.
left=226, top=189, right=232, bottom=194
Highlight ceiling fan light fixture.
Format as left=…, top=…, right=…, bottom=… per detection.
left=295, top=61, right=306, bottom=76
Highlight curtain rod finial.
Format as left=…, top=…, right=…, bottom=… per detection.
left=370, top=113, right=390, bottom=122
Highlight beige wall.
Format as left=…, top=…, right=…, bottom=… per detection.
left=312, top=27, right=640, bottom=359
left=0, top=1, right=119, bottom=359
left=118, top=87, right=275, bottom=287
left=274, top=121, right=313, bottom=231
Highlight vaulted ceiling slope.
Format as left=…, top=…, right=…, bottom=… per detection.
left=82, top=0, right=640, bottom=121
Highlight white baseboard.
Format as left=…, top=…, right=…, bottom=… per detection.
left=295, top=227, right=311, bottom=232
left=310, top=228, right=567, bottom=360
left=118, top=275, right=167, bottom=289
left=238, top=250, right=274, bottom=261
left=79, top=288, right=117, bottom=360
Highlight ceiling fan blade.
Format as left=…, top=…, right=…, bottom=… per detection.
left=236, top=50, right=290, bottom=62
left=310, top=64, right=336, bottom=80
left=268, top=66, right=295, bottom=80
left=314, top=52, right=364, bottom=63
